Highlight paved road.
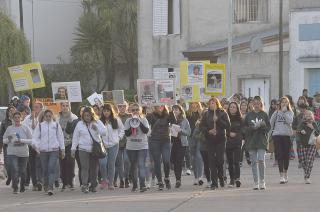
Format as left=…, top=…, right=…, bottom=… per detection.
left=0, top=155, right=319, bottom=212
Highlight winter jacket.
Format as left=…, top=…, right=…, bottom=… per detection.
left=71, top=120, right=107, bottom=153
left=296, top=121, right=320, bottom=147
left=32, top=121, right=65, bottom=152
left=147, top=112, right=175, bottom=142
left=226, top=115, right=243, bottom=149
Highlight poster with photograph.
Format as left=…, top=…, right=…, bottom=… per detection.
left=102, top=91, right=113, bottom=103
left=52, top=81, right=82, bottom=103
left=8, top=62, right=45, bottom=92
left=187, top=62, right=204, bottom=84
left=181, top=85, right=193, bottom=102
left=112, top=90, right=125, bottom=104
left=204, top=64, right=226, bottom=96
left=34, top=98, right=61, bottom=115
left=137, top=79, right=156, bottom=105
left=156, top=80, right=175, bottom=105
left=87, top=92, right=103, bottom=107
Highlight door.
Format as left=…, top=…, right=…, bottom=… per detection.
left=308, top=69, right=320, bottom=97
left=242, top=78, right=270, bottom=110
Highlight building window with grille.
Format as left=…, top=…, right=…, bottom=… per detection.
left=233, top=0, right=269, bottom=24
left=153, top=0, right=180, bottom=36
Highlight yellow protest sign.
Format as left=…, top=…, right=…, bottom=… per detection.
left=204, top=63, right=226, bottom=97
left=8, top=62, right=45, bottom=92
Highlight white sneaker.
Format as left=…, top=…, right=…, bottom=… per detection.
left=305, top=178, right=311, bottom=184
left=151, top=179, right=156, bottom=187
left=280, top=176, right=286, bottom=184
left=206, top=181, right=212, bottom=188
left=186, top=169, right=192, bottom=176
left=253, top=182, right=259, bottom=190
left=259, top=183, right=266, bottom=190
left=284, top=173, right=288, bottom=183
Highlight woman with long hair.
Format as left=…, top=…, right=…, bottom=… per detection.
left=71, top=107, right=107, bottom=193
left=170, top=105, right=191, bottom=188
left=33, top=110, right=65, bottom=196
left=243, top=96, right=270, bottom=190
left=3, top=112, right=32, bottom=194
left=226, top=102, right=243, bottom=188
left=124, top=103, right=150, bottom=192
left=187, top=102, right=204, bottom=186
left=99, top=103, right=124, bottom=190
left=147, top=105, right=175, bottom=190
left=270, top=97, right=294, bottom=184
left=200, top=97, right=231, bottom=190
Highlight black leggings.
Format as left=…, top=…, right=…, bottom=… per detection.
left=207, top=142, right=225, bottom=187
left=171, top=141, right=186, bottom=181
left=200, top=150, right=211, bottom=182
left=273, top=135, right=291, bottom=173
left=226, top=145, right=241, bottom=181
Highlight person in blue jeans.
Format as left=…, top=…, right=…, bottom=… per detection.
left=33, top=110, right=65, bottom=196
left=3, top=112, right=33, bottom=194
left=99, top=104, right=124, bottom=190
left=124, top=103, right=150, bottom=192
left=147, top=105, right=175, bottom=190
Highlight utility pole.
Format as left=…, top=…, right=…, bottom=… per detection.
left=228, top=0, right=233, bottom=96
left=279, top=0, right=283, bottom=98
left=19, top=0, right=24, bottom=31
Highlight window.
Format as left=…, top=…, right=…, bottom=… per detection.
left=153, top=0, right=180, bottom=36
left=233, top=0, right=269, bottom=24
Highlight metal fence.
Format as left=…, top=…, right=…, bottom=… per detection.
left=233, top=0, right=270, bottom=24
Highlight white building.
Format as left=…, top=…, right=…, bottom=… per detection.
left=1, top=0, right=82, bottom=64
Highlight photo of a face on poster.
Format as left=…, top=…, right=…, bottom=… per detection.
left=181, top=85, right=192, bottom=101
left=87, top=92, right=103, bottom=107
left=206, top=70, right=222, bottom=93
left=30, top=69, right=41, bottom=83
left=138, top=80, right=156, bottom=105
left=52, top=81, right=82, bottom=103
left=188, top=63, right=203, bottom=84
left=156, top=80, right=175, bottom=104
left=102, top=91, right=113, bottom=103
left=54, top=86, right=68, bottom=101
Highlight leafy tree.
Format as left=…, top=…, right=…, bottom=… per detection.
left=0, top=12, right=31, bottom=105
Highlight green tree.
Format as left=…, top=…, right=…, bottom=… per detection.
left=0, top=12, right=31, bottom=105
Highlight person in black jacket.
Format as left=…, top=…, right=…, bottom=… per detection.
left=226, top=102, right=243, bottom=188
left=200, top=97, right=231, bottom=190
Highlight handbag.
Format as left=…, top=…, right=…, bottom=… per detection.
left=87, top=124, right=107, bottom=159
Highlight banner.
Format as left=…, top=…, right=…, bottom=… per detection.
left=87, top=92, right=103, bottom=107
left=8, top=62, right=45, bottom=92
left=34, top=98, right=61, bottom=115
left=156, top=80, right=175, bottom=105
left=204, top=64, right=226, bottom=97
left=137, top=79, right=156, bottom=105
left=52, top=81, right=82, bottom=103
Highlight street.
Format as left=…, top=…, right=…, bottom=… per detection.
left=0, top=155, right=319, bottom=212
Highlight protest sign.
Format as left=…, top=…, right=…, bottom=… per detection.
left=204, top=64, right=226, bottom=97
left=52, top=81, right=82, bottom=103
left=87, top=92, right=103, bottom=107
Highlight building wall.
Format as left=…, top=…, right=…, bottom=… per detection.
left=289, top=9, right=320, bottom=101
left=290, top=0, right=320, bottom=10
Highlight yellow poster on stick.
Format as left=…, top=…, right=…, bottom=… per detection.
left=204, top=64, right=226, bottom=97
left=8, top=62, right=45, bottom=92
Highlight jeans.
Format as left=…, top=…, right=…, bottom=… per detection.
left=79, top=151, right=99, bottom=188
left=8, top=155, right=28, bottom=190
left=28, top=148, right=42, bottom=186
left=190, top=139, right=203, bottom=179
left=171, top=141, right=186, bottom=181
left=149, top=141, right=171, bottom=182
left=127, top=149, right=148, bottom=188
left=114, top=148, right=130, bottom=182
left=249, top=149, right=266, bottom=185
left=40, top=151, right=59, bottom=190
left=60, top=145, right=75, bottom=186
left=226, top=145, right=241, bottom=181
left=75, top=149, right=82, bottom=185
left=183, top=146, right=191, bottom=170
left=99, top=144, right=119, bottom=185
left=273, top=136, right=291, bottom=173
left=207, top=141, right=225, bottom=187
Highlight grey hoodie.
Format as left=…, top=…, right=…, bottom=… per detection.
left=270, top=110, right=294, bottom=136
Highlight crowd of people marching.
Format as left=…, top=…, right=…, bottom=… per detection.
left=0, top=89, right=320, bottom=195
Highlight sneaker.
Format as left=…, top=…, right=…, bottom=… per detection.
left=228, top=181, right=234, bottom=188
left=164, top=178, right=171, bottom=190
left=125, top=179, right=130, bottom=188
left=151, top=179, right=156, bottom=187
left=47, top=190, right=53, bottom=196
left=206, top=181, right=212, bottom=188
left=158, top=182, right=164, bottom=191
left=119, top=180, right=125, bottom=188
left=140, top=187, right=147, bottom=192
left=259, top=183, right=266, bottom=190
left=253, top=183, right=259, bottom=190
left=186, top=169, right=192, bottom=176
left=210, top=184, right=217, bottom=190
left=113, top=182, right=118, bottom=188
left=239, top=162, right=243, bottom=167
left=81, top=185, right=89, bottom=194
left=131, top=187, right=138, bottom=192
left=284, top=173, right=288, bottom=183
left=198, top=179, right=204, bottom=186
left=235, top=180, right=241, bottom=188
left=13, top=188, right=19, bottom=194
left=61, top=185, right=66, bottom=192
left=69, top=184, right=75, bottom=191
left=55, top=181, right=60, bottom=188
left=175, top=180, right=181, bottom=188
left=280, top=177, right=286, bottom=184
left=193, top=179, right=198, bottom=186
left=305, top=178, right=311, bottom=184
